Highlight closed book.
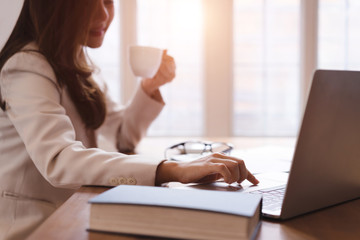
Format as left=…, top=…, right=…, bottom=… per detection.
left=88, top=185, right=262, bottom=240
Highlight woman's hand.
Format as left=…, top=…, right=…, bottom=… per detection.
left=155, top=153, right=259, bottom=186
left=141, top=50, right=176, bottom=101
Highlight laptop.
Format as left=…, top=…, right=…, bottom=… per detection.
left=176, top=70, right=360, bottom=219
left=246, top=69, right=360, bottom=219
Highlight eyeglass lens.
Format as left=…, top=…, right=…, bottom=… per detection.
left=183, top=142, right=231, bottom=154
left=183, top=142, right=207, bottom=154
left=211, top=142, right=231, bottom=153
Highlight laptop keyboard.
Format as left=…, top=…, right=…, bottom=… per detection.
left=249, top=185, right=286, bottom=211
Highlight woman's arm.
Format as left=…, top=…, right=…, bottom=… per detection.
left=1, top=50, right=162, bottom=188
left=97, top=50, right=175, bottom=153
left=155, top=153, right=259, bottom=186
left=98, top=85, right=164, bottom=153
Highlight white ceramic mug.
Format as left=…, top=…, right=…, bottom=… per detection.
left=129, top=46, right=163, bottom=78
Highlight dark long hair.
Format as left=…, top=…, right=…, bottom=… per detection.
left=0, top=0, right=106, bottom=129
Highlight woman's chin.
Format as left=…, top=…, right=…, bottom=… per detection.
left=86, top=38, right=104, bottom=48
left=86, top=43, right=103, bottom=49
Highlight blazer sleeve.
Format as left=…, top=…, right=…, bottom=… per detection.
left=0, top=51, right=163, bottom=189
left=97, top=84, right=164, bottom=153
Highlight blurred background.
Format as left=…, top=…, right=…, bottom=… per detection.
left=88, top=0, right=360, bottom=138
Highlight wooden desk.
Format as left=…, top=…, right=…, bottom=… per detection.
left=27, top=137, right=360, bottom=240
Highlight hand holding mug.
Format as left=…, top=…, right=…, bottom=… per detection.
left=129, top=46, right=176, bottom=98
left=141, top=50, right=176, bottom=96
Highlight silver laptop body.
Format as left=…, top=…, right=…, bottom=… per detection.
left=253, top=70, right=360, bottom=219
left=172, top=70, right=360, bottom=219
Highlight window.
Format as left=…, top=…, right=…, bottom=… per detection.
left=318, top=0, right=360, bottom=70
left=137, top=0, right=204, bottom=136
left=233, top=0, right=301, bottom=136
left=89, top=0, right=360, bottom=137
left=135, top=0, right=301, bottom=137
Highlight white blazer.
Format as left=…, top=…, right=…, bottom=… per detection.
left=0, top=43, right=164, bottom=240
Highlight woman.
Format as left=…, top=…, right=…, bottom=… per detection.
left=0, top=0, right=259, bottom=239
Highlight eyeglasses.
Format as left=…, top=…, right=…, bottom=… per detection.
left=164, top=141, right=233, bottom=161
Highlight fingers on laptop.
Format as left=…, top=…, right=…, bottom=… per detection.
left=204, top=153, right=259, bottom=185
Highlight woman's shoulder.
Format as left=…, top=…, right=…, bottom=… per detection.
left=4, top=42, right=45, bottom=66
left=1, top=42, right=57, bottom=83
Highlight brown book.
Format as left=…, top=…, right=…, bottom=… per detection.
left=89, top=185, right=262, bottom=240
